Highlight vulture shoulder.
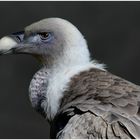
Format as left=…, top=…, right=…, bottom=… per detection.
left=50, top=68, right=140, bottom=139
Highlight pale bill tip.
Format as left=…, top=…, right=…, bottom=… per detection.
left=0, top=36, right=17, bottom=51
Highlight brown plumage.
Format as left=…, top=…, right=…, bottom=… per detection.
left=51, top=68, right=140, bottom=138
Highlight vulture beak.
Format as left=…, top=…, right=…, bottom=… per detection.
left=0, top=31, right=24, bottom=55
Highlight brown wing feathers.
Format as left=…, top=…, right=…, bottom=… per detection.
left=55, top=68, right=140, bottom=138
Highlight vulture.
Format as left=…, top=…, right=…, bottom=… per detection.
left=0, top=17, right=140, bottom=139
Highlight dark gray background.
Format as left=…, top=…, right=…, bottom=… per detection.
left=0, top=1, right=140, bottom=138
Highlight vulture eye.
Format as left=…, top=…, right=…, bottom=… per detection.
left=39, top=32, right=51, bottom=40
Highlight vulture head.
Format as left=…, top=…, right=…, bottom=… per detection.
left=0, top=18, right=90, bottom=67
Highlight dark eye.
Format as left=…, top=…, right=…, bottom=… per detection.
left=39, top=32, right=50, bottom=40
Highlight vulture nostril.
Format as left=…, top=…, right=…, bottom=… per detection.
left=16, top=36, right=21, bottom=42
left=11, top=31, right=24, bottom=43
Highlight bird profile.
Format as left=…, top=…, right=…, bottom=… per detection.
left=0, top=17, right=140, bottom=139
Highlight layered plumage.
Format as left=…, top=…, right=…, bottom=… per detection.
left=53, top=68, right=140, bottom=138
left=0, top=18, right=140, bottom=138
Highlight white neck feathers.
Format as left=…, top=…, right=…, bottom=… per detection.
left=43, top=43, right=105, bottom=120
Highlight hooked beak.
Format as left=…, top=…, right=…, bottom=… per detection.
left=0, top=31, right=24, bottom=55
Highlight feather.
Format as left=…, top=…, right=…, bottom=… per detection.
left=53, top=68, right=140, bottom=138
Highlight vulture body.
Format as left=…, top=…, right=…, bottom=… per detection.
left=0, top=18, right=140, bottom=139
